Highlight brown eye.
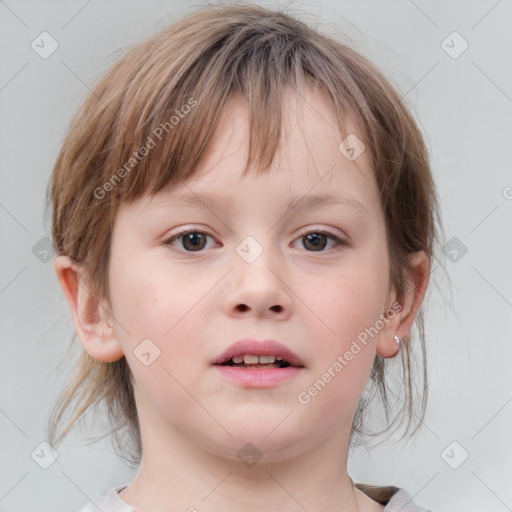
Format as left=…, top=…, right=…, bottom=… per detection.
left=293, top=230, right=346, bottom=252
left=302, top=233, right=328, bottom=251
left=164, top=230, right=213, bottom=252
left=181, top=232, right=207, bottom=251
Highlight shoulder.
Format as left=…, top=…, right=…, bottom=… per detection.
left=75, top=482, right=433, bottom=512
left=355, top=483, right=434, bottom=512
left=74, top=485, right=134, bottom=512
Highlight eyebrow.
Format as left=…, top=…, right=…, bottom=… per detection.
left=153, top=191, right=368, bottom=216
left=286, top=193, right=368, bottom=216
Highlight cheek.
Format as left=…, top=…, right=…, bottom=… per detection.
left=110, top=270, right=209, bottom=420
left=302, top=254, right=389, bottom=347
left=297, top=279, right=379, bottom=428
left=108, top=252, right=199, bottom=361
left=294, top=253, right=387, bottom=410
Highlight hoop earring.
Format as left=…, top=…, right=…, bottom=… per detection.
left=394, top=335, right=401, bottom=348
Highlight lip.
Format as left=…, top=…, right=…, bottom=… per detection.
left=214, top=365, right=303, bottom=388
left=211, top=339, right=305, bottom=389
left=211, top=339, right=305, bottom=367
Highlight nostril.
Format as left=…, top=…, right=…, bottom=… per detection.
left=234, top=304, right=283, bottom=313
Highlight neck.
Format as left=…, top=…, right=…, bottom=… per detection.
left=116, top=380, right=378, bottom=512
left=119, top=417, right=363, bottom=512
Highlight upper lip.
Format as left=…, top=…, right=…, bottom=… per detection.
left=212, top=339, right=305, bottom=367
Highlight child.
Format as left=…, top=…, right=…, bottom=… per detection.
left=47, top=3, right=442, bottom=511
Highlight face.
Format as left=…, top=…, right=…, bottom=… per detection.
left=106, top=89, right=396, bottom=461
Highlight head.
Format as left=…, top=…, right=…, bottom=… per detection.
left=47, top=4, right=442, bottom=463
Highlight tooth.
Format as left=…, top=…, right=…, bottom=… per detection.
left=232, top=355, right=244, bottom=364
left=259, top=355, right=276, bottom=364
left=276, top=357, right=283, bottom=361
left=243, top=354, right=259, bottom=364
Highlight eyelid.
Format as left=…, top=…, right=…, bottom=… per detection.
left=293, top=227, right=348, bottom=250
left=295, top=226, right=346, bottom=241
left=163, top=227, right=216, bottom=249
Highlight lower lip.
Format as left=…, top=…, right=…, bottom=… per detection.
left=213, top=365, right=303, bottom=388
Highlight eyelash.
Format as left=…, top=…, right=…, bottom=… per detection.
left=163, top=228, right=347, bottom=253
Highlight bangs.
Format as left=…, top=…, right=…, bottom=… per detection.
left=92, top=7, right=377, bottom=209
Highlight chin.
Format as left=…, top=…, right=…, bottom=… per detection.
left=224, top=422, right=311, bottom=457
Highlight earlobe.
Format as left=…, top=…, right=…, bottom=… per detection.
left=376, top=334, right=401, bottom=358
left=53, top=255, right=124, bottom=362
left=376, top=251, right=430, bottom=358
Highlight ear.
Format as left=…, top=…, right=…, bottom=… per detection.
left=377, top=251, right=430, bottom=358
left=53, top=255, right=124, bottom=362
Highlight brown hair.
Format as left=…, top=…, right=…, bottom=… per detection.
left=46, top=3, right=445, bottom=462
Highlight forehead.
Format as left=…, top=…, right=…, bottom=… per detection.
left=144, top=89, right=378, bottom=217
left=199, top=89, right=365, bottom=173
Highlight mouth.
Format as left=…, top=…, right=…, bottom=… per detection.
left=211, top=339, right=305, bottom=368
left=217, top=354, right=300, bottom=369
left=211, top=339, right=305, bottom=387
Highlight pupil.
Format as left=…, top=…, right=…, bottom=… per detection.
left=304, top=233, right=326, bottom=251
left=183, top=233, right=206, bottom=251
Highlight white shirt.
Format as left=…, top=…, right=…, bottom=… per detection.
left=75, top=484, right=434, bottom=511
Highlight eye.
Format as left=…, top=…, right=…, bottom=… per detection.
left=163, top=228, right=346, bottom=253
left=292, top=229, right=346, bottom=252
left=163, top=229, right=216, bottom=252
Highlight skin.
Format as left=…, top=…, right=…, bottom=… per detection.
left=54, top=88, right=429, bottom=512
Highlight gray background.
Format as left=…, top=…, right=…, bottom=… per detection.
left=1, top=1, right=511, bottom=511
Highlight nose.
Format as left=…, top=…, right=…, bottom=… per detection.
left=222, top=252, right=293, bottom=320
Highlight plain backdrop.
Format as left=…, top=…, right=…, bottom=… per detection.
left=1, top=1, right=511, bottom=511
